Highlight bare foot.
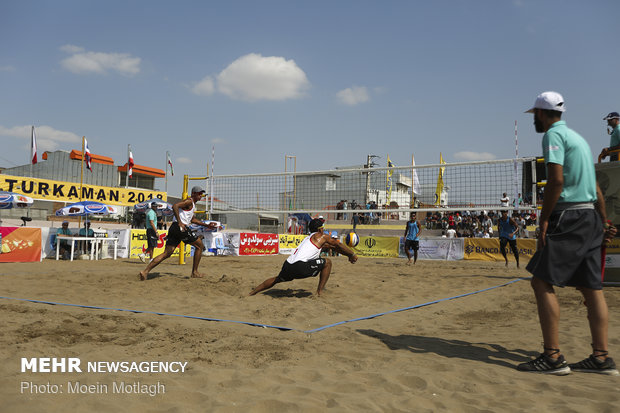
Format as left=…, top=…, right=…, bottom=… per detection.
left=191, top=273, right=206, bottom=278
left=139, top=271, right=147, bottom=281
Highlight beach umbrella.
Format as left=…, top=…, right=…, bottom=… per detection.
left=55, top=200, right=114, bottom=216
left=133, top=197, right=174, bottom=217
left=0, top=191, right=34, bottom=210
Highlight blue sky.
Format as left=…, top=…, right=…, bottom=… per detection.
left=1, top=0, right=619, bottom=196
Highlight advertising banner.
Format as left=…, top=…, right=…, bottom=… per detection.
left=278, top=234, right=307, bottom=255
left=463, top=238, right=536, bottom=261
left=401, top=238, right=464, bottom=260
left=0, top=227, right=41, bottom=262
left=353, top=236, right=400, bottom=258
left=239, top=233, right=279, bottom=255
left=106, top=229, right=130, bottom=258
left=605, top=238, right=620, bottom=254
left=128, top=229, right=190, bottom=259
left=0, top=173, right=166, bottom=206
left=202, top=232, right=239, bottom=256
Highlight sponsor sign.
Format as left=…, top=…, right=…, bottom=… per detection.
left=278, top=234, right=307, bottom=254
left=129, top=230, right=190, bottom=259
left=401, top=238, right=464, bottom=260
left=463, top=238, right=536, bottom=261
left=239, top=233, right=279, bottom=255
left=0, top=174, right=166, bottom=206
left=0, top=227, right=41, bottom=262
left=605, top=238, right=620, bottom=254
left=353, top=236, right=400, bottom=257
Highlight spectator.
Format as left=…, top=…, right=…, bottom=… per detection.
left=56, top=221, right=72, bottom=259
left=599, top=112, right=620, bottom=162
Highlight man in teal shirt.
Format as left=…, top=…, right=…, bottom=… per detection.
left=140, top=203, right=159, bottom=263
left=599, top=112, right=620, bottom=162
left=78, top=221, right=94, bottom=237
left=56, top=221, right=72, bottom=259
left=519, top=91, right=618, bottom=376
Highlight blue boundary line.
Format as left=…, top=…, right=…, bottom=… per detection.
left=0, top=278, right=527, bottom=334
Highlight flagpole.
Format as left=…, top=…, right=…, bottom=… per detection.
left=79, top=136, right=85, bottom=229
left=125, top=144, right=130, bottom=224
left=411, top=154, right=414, bottom=208
left=210, top=145, right=215, bottom=216
left=29, top=126, right=34, bottom=179
left=514, top=120, right=519, bottom=211
left=165, top=151, right=169, bottom=196
left=28, top=126, right=34, bottom=218
left=125, top=144, right=130, bottom=188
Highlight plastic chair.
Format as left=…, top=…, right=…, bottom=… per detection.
left=214, top=237, right=231, bottom=256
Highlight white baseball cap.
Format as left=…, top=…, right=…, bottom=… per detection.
left=525, top=91, right=566, bottom=113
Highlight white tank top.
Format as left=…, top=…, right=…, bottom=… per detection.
left=287, top=233, right=321, bottom=264
left=173, top=200, right=195, bottom=226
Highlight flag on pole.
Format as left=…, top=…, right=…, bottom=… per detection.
left=434, top=153, right=446, bottom=206
left=412, top=154, right=421, bottom=195
left=386, top=155, right=394, bottom=203
left=128, top=150, right=134, bottom=178
left=167, top=152, right=174, bottom=176
left=31, top=126, right=37, bottom=165
left=84, top=138, right=92, bottom=171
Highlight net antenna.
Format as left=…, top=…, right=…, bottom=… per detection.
left=284, top=155, right=297, bottom=211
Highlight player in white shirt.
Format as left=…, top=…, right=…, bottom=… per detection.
left=139, top=186, right=218, bottom=281
left=250, top=219, right=357, bottom=296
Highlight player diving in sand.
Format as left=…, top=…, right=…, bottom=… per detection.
left=249, top=218, right=358, bottom=296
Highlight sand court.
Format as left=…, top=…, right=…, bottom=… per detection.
left=1, top=256, right=618, bottom=412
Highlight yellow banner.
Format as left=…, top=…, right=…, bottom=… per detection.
left=0, top=174, right=166, bottom=206
left=463, top=238, right=536, bottom=261
left=605, top=238, right=620, bottom=254
left=278, top=234, right=307, bottom=251
left=353, top=236, right=400, bottom=258
left=129, top=229, right=190, bottom=259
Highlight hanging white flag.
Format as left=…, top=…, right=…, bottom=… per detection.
left=31, top=126, right=37, bottom=164
left=167, top=152, right=174, bottom=176
left=128, top=151, right=134, bottom=178
left=84, top=138, right=92, bottom=171
left=412, top=155, right=420, bottom=195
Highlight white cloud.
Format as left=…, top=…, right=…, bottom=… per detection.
left=337, top=86, right=370, bottom=106
left=0, top=124, right=80, bottom=152
left=177, top=157, right=192, bottom=164
left=60, top=45, right=141, bottom=76
left=191, top=76, right=215, bottom=96
left=60, top=44, right=85, bottom=54
left=453, top=151, right=497, bottom=161
left=215, top=53, right=310, bottom=101
left=0, top=65, right=16, bottom=72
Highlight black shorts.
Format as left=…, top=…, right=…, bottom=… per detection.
left=275, top=258, right=326, bottom=283
left=526, top=208, right=603, bottom=289
left=146, top=228, right=158, bottom=249
left=166, top=222, right=200, bottom=248
left=405, top=239, right=419, bottom=251
left=499, top=237, right=517, bottom=253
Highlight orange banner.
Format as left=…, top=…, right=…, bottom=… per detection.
left=0, top=227, right=41, bottom=262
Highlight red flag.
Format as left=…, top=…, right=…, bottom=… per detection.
left=128, top=151, right=134, bottom=178
left=31, top=126, right=37, bottom=164
left=84, top=139, right=92, bottom=171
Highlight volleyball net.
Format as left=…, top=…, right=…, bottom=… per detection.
left=196, top=157, right=539, bottom=226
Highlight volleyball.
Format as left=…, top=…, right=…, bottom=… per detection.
left=345, top=232, right=359, bottom=247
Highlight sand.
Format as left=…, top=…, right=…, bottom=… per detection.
left=0, top=255, right=619, bottom=412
